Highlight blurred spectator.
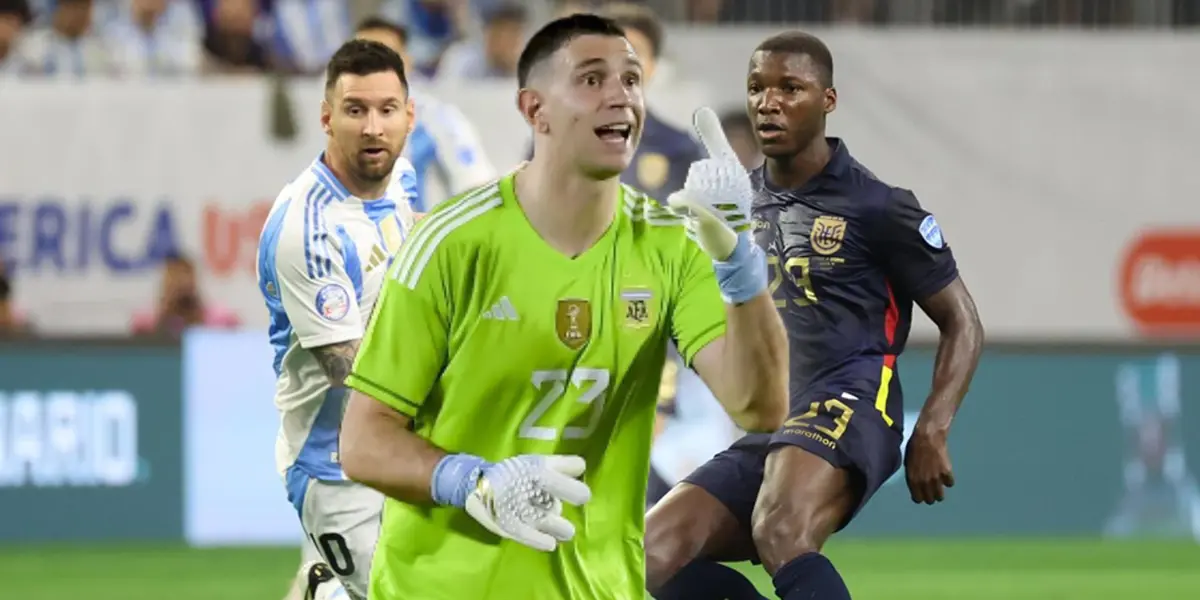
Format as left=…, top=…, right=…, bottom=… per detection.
left=355, top=15, right=413, bottom=66
left=833, top=0, right=878, bottom=22
left=716, top=0, right=836, bottom=23
left=22, top=0, right=45, bottom=19
left=15, top=0, right=117, bottom=76
left=933, top=0, right=994, bottom=24
left=718, top=107, right=762, bottom=171
left=202, top=0, right=270, bottom=73
left=684, top=0, right=722, bottom=22
left=355, top=17, right=497, bottom=210
left=1177, top=0, right=1200, bottom=25
left=669, top=0, right=879, bottom=23
left=131, top=254, right=240, bottom=338
left=0, top=261, right=34, bottom=338
left=101, top=0, right=204, bottom=76
left=600, top=3, right=702, bottom=200
left=550, top=0, right=592, bottom=18
left=1018, top=0, right=1135, bottom=26
left=0, top=0, right=32, bottom=75
left=380, top=0, right=468, bottom=75
left=437, top=1, right=526, bottom=80
left=271, top=0, right=352, bottom=75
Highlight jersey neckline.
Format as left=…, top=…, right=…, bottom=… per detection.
left=498, top=169, right=622, bottom=271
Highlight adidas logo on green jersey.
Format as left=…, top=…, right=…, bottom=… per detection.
left=482, top=296, right=520, bottom=321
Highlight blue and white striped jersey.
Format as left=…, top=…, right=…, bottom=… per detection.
left=14, top=28, right=115, bottom=77
left=270, top=0, right=351, bottom=75
left=256, top=155, right=417, bottom=493
left=405, top=89, right=496, bottom=211
left=98, top=0, right=204, bottom=76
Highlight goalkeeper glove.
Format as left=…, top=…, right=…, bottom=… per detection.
left=431, top=453, right=591, bottom=552
left=667, top=107, right=767, bottom=305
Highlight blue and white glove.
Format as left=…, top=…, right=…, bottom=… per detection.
left=431, top=454, right=591, bottom=552
left=667, top=107, right=767, bottom=304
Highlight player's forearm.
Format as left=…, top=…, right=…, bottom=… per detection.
left=340, top=391, right=446, bottom=505
left=717, top=291, right=789, bottom=432
left=311, top=340, right=360, bottom=387
left=919, top=312, right=984, bottom=432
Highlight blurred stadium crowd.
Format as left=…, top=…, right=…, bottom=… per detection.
left=0, top=0, right=1197, bottom=81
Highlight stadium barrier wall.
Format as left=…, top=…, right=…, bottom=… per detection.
left=181, top=330, right=302, bottom=546
left=2, top=30, right=1198, bottom=339
left=852, top=343, right=1200, bottom=539
left=0, top=339, right=183, bottom=542
left=3, top=333, right=1197, bottom=543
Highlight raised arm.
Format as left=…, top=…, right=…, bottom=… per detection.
left=666, top=107, right=789, bottom=432
left=690, top=290, right=789, bottom=432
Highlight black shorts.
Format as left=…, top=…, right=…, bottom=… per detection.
left=683, top=389, right=903, bottom=532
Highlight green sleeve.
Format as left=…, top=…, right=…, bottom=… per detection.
left=670, top=242, right=727, bottom=367
left=346, top=255, right=451, bottom=419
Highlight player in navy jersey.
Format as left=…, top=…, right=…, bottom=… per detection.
left=645, top=31, right=985, bottom=600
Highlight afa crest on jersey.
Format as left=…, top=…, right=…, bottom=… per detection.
left=620, top=289, right=654, bottom=329
left=810, top=215, right=847, bottom=255
left=556, top=299, right=592, bottom=350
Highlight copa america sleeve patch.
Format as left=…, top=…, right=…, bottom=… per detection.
left=918, top=214, right=945, bottom=249
left=315, top=283, right=351, bottom=321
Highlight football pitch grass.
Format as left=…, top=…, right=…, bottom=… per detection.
left=2, top=539, right=1199, bottom=599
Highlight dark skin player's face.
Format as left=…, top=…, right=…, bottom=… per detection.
left=746, top=51, right=835, bottom=158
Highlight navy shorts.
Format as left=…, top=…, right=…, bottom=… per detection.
left=684, top=389, right=903, bottom=532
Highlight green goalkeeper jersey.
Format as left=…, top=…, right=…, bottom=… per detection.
left=345, top=170, right=727, bottom=600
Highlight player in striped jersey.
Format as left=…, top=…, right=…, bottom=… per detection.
left=256, top=40, right=417, bottom=600
left=354, top=17, right=497, bottom=212
left=334, top=15, right=789, bottom=599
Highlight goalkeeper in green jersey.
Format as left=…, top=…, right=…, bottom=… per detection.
left=338, top=13, right=789, bottom=600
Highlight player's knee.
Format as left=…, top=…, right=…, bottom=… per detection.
left=644, top=508, right=703, bottom=588
left=750, top=494, right=824, bottom=572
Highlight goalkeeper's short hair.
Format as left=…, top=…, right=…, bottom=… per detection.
left=517, top=13, right=625, bottom=88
